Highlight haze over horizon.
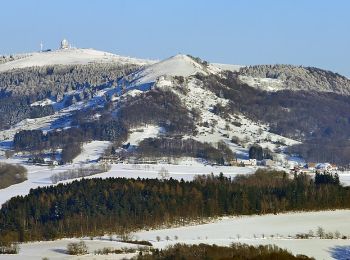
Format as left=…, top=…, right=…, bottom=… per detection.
left=1, top=0, right=349, bottom=77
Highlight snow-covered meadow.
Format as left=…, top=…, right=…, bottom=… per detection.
left=0, top=239, right=139, bottom=260
left=0, top=210, right=349, bottom=259
left=133, top=210, right=350, bottom=259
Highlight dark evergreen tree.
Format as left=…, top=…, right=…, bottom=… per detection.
left=249, top=144, right=263, bottom=160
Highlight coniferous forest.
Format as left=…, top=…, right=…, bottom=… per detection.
left=0, top=170, right=349, bottom=245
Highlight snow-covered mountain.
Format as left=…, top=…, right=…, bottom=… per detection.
left=2, top=47, right=350, bottom=168
left=1, top=45, right=350, bottom=260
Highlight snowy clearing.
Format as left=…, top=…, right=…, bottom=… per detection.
left=239, top=75, right=285, bottom=92
left=72, top=141, right=111, bottom=164
left=127, top=125, right=164, bottom=145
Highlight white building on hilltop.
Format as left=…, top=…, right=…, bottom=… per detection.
left=60, top=39, right=70, bottom=49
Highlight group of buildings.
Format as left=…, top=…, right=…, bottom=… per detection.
left=291, top=162, right=338, bottom=174
left=230, top=158, right=274, bottom=167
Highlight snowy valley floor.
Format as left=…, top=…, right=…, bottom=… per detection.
left=2, top=139, right=350, bottom=206
left=0, top=210, right=350, bottom=259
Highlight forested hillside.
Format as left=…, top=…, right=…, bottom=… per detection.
left=0, top=63, right=138, bottom=100
left=3, top=52, right=350, bottom=165
left=197, top=72, right=350, bottom=164
left=0, top=63, right=139, bottom=129
left=137, top=243, right=314, bottom=260
left=0, top=170, right=348, bottom=244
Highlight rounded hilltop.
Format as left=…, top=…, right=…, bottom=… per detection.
left=0, top=41, right=153, bottom=73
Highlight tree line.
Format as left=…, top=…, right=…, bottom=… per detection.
left=0, top=169, right=349, bottom=245
left=137, top=243, right=313, bottom=260
left=288, top=139, right=350, bottom=166
left=133, top=137, right=235, bottom=165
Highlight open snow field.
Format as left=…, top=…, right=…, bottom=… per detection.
left=0, top=239, right=139, bottom=260
left=0, top=210, right=349, bottom=259
left=134, top=210, right=350, bottom=259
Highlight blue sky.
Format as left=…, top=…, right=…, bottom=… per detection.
left=1, top=0, right=349, bottom=76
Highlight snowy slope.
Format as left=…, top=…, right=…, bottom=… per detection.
left=127, top=125, right=163, bottom=146
left=0, top=48, right=153, bottom=72
left=127, top=54, right=211, bottom=87
left=155, top=76, right=299, bottom=162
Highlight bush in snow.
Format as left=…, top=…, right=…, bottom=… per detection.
left=67, top=241, right=88, bottom=255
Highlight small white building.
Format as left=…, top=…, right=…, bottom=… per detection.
left=60, top=39, right=70, bottom=49
left=249, top=159, right=257, bottom=166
